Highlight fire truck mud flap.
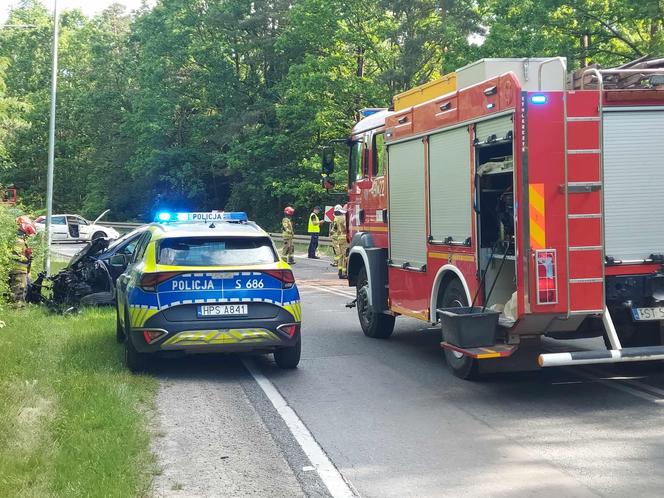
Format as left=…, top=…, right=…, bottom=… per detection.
left=347, top=242, right=389, bottom=314
left=539, top=346, right=664, bottom=367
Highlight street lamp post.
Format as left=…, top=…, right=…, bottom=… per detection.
left=44, top=0, right=59, bottom=275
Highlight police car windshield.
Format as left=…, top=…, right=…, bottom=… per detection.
left=157, top=237, right=277, bottom=266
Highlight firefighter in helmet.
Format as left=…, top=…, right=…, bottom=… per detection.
left=330, top=204, right=347, bottom=279
left=281, top=206, right=296, bottom=264
left=10, top=215, right=36, bottom=305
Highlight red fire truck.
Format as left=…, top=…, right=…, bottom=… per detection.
left=323, top=57, right=664, bottom=378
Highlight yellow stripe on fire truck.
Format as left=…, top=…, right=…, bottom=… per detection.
left=529, top=183, right=546, bottom=250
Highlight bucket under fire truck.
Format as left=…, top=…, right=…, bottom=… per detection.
left=323, top=57, right=664, bottom=379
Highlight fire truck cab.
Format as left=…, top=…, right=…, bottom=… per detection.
left=331, top=57, right=664, bottom=378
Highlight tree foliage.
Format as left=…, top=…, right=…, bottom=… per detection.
left=0, top=0, right=662, bottom=231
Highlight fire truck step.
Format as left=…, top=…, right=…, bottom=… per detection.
left=538, top=346, right=664, bottom=367
left=440, top=341, right=518, bottom=360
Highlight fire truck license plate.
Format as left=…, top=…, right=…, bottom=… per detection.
left=631, top=307, right=664, bottom=321
left=197, top=304, right=248, bottom=317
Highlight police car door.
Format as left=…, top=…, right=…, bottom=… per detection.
left=117, top=231, right=151, bottom=324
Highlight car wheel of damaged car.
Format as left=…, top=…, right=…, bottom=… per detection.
left=274, top=339, right=301, bottom=369
left=92, top=231, right=107, bottom=240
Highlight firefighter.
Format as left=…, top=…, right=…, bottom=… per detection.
left=330, top=204, right=348, bottom=278
left=9, top=216, right=36, bottom=305
left=281, top=206, right=296, bottom=264
left=307, top=206, right=323, bottom=259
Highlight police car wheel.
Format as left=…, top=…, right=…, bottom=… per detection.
left=356, top=268, right=395, bottom=339
left=115, top=306, right=125, bottom=343
left=124, top=309, right=150, bottom=372
left=274, top=339, right=301, bottom=369
left=125, top=337, right=151, bottom=373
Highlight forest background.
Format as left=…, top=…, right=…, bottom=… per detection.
left=1, top=0, right=663, bottom=231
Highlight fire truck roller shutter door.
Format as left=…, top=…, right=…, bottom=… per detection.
left=475, top=114, right=513, bottom=144
left=603, top=109, right=664, bottom=261
left=388, top=139, right=427, bottom=268
left=429, top=127, right=472, bottom=243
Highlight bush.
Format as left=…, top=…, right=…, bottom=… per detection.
left=0, top=204, right=46, bottom=308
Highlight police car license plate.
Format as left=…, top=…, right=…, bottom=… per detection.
left=631, top=307, right=664, bottom=321
left=197, top=304, right=248, bottom=317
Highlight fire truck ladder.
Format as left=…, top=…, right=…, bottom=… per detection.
left=540, top=68, right=664, bottom=367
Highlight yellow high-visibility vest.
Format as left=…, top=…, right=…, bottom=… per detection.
left=308, top=213, right=320, bottom=233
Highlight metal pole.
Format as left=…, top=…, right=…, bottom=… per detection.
left=45, top=0, right=59, bottom=275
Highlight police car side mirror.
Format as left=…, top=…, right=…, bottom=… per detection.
left=109, top=254, right=128, bottom=268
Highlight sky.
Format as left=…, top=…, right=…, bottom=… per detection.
left=1, top=0, right=154, bottom=23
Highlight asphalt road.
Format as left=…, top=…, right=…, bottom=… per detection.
left=143, top=255, right=664, bottom=498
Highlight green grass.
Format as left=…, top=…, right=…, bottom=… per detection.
left=0, top=306, right=157, bottom=498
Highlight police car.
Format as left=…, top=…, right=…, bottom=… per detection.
left=114, top=212, right=301, bottom=372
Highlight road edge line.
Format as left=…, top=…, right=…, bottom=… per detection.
left=242, top=359, right=357, bottom=498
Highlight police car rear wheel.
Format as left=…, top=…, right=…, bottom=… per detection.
left=124, top=309, right=150, bottom=372
left=115, top=306, right=125, bottom=343
left=356, top=268, right=395, bottom=339
left=274, top=339, right=301, bottom=369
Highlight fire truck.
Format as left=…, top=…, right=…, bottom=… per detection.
left=323, top=57, right=664, bottom=378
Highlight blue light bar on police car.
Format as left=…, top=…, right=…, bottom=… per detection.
left=155, top=211, right=248, bottom=223
left=530, top=94, right=548, bottom=104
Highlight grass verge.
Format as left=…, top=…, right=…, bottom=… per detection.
left=0, top=306, right=157, bottom=498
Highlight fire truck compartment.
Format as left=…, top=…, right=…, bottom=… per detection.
left=387, top=138, right=427, bottom=269
left=603, top=108, right=664, bottom=262
left=475, top=132, right=516, bottom=312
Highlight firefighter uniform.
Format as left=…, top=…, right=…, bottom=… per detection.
left=9, top=235, right=30, bottom=304
left=281, top=216, right=295, bottom=264
left=330, top=211, right=347, bottom=278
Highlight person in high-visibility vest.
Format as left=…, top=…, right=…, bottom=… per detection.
left=281, top=206, right=295, bottom=264
left=330, top=204, right=348, bottom=278
left=307, top=206, right=323, bottom=259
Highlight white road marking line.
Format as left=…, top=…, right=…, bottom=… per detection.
left=563, top=367, right=664, bottom=405
left=583, top=367, right=664, bottom=398
left=302, top=284, right=355, bottom=299
left=243, top=359, right=357, bottom=498
left=544, top=346, right=664, bottom=404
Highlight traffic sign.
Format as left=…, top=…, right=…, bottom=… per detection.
left=324, top=206, right=335, bottom=223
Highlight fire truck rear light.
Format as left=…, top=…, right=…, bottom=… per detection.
left=143, top=330, right=166, bottom=344
left=277, top=323, right=300, bottom=338
left=530, top=94, right=548, bottom=104
left=536, top=249, right=558, bottom=305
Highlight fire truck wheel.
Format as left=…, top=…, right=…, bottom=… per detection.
left=604, top=320, right=661, bottom=348
left=440, top=278, right=479, bottom=380
left=356, top=267, right=395, bottom=339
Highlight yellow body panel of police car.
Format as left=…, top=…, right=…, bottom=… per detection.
left=114, top=212, right=301, bottom=371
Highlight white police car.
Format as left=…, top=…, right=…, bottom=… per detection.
left=114, top=212, right=301, bottom=371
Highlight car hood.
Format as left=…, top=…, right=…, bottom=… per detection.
left=68, top=237, right=110, bottom=267
left=92, top=209, right=110, bottom=225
